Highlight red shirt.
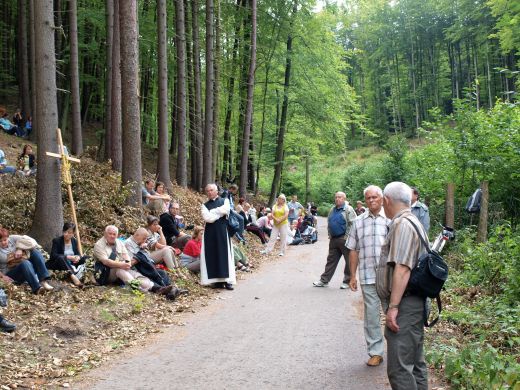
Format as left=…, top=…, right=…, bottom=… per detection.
left=183, top=239, right=202, bottom=257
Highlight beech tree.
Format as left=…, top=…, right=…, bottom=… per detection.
left=30, top=0, right=63, bottom=247
left=175, top=0, right=188, bottom=187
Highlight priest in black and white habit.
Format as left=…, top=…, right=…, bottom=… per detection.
left=200, top=183, right=236, bottom=290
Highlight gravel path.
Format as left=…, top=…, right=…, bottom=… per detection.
left=79, top=217, right=390, bottom=390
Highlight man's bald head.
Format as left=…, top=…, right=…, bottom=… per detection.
left=334, top=192, right=346, bottom=207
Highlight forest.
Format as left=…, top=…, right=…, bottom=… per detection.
left=0, top=0, right=519, bottom=387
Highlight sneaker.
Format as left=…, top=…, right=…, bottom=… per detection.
left=278, top=252, right=284, bottom=257
left=42, top=281, right=54, bottom=291
left=260, top=249, right=268, bottom=254
left=340, top=282, right=349, bottom=290
left=313, top=280, right=328, bottom=287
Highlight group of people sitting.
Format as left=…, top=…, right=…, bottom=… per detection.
left=0, top=108, right=32, bottom=138
left=0, top=144, right=37, bottom=176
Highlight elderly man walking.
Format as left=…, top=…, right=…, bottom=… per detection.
left=376, top=182, right=430, bottom=390
left=347, top=185, right=390, bottom=367
left=313, top=191, right=356, bottom=289
left=200, top=184, right=236, bottom=290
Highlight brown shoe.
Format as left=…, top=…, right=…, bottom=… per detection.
left=156, top=285, right=173, bottom=296
left=367, top=355, right=383, bottom=366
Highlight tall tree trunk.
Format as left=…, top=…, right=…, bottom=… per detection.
left=239, top=0, right=256, bottom=197
left=473, top=44, right=480, bottom=111
left=104, top=0, right=113, bottom=160
left=175, top=0, right=187, bottom=187
left=110, top=0, right=122, bottom=171
left=69, top=0, right=82, bottom=155
left=410, top=38, right=420, bottom=132
left=119, top=0, right=142, bottom=206
left=186, top=0, right=197, bottom=188
left=269, top=1, right=296, bottom=206
left=28, top=0, right=37, bottom=138
left=191, top=0, right=203, bottom=190
left=18, top=0, right=31, bottom=119
left=485, top=42, right=493, bottom=108
left=156, top=0, right=171, bottom=189
left=30, top=0, right=63, bottom=247
left=220, top=0, right=243, bottom=184
left=235, top=0, right=251, bottom=177
left=202, top=0, right=214, bottom=186
left=212, top=0, right=221, bottom=181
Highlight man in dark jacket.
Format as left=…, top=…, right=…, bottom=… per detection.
left=159, top=202, right=191, bottom=250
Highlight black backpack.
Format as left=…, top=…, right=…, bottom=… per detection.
left=465, top=188, right=482, bottom=213
left=405, top=218, right=449, bottom=327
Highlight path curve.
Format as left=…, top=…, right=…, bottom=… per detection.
left=79, top=217, right=390, bottom=390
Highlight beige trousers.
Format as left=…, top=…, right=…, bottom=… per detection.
left=150, top=247, right=177, bottom=269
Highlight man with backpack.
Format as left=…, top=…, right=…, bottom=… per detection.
left=377, top=182, right=429, bottom=390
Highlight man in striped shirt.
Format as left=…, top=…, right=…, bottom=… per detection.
left=347, top=185, right=390, bottom=367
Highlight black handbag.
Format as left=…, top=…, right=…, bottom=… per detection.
left=405, top=218, right=449, bottom=327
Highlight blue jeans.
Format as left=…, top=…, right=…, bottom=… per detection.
left=6, top=250, right=50, bottom=293
left=0, top=166, right=16, bottom=174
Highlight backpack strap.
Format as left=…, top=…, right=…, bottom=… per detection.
left=404, top=217, right=442, bottom=327
left=403, top=217, right=431, bottom=254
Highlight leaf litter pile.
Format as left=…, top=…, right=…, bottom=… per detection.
left=0, top=148, right=274, bottom=388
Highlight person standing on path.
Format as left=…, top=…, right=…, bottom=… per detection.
left=261, top=194, right=290, bottom=257
left=313, top=191, right=356, bottom=289
left=288, top=195, right=304, bottom=225
left=411, top=187, right=430, bottom=234
left=347, top=185, right=390, bottom=367
left=200, top=183, right=235, bottom=290
left=377, top=182, right=429, bottom=390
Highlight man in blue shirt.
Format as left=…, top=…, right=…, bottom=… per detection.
left=313, top=191, right=357, bottom=289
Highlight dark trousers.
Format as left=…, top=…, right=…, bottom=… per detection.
left=385, top=295, right=428, bottom=390
left=319, top=237, right=350, bottom=284
left=245, top=224, right=267, bottom=244
left=7, top=250, right=50, bottom=293
left=46, top=255, right=87, bottom=273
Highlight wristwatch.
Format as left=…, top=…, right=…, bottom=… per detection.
left=388, top=303, right=399, bottom=310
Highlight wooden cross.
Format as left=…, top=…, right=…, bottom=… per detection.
left=46, top=128, right=83, bottom=255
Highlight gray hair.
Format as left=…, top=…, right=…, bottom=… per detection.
left=205, top=183, right=217, bottom=191
left=383, top=182, right=412, bottom=206
left=105, top=225, right=119, bottom=234
left=363, top=185, right=383, bottom=197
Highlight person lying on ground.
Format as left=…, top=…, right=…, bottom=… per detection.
left=93, top=225, right=172, bottom=296
left=0, top=228, right=54, bottom=294
left=0, top=112, right=24, bottom=137
left=47, top=222, right=88, bottom=287
left=179, top=225, right=203, bottom=273
left=145, top=215, right=177, bottom=270
left=17, top=144, right=36, bottom=176
left=256, top=213, right=273, bottom=238
left=159, top=202, right=191, bottom=250
left=0, top=148, right=16, bottom=175
left=241, top=202, right=268, bottom=244
left=141, top=179, right=171, bottom=209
